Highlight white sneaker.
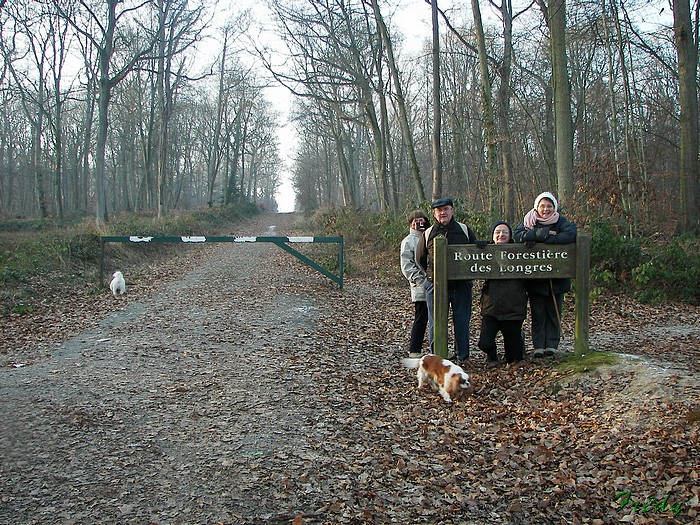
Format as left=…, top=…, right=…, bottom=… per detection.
left=545, top=348, right=557, bottom=356
left=533, top=348, right=545, bottom=358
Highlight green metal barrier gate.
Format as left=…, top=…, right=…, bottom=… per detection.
left=100, top=235, right=344, bottom=288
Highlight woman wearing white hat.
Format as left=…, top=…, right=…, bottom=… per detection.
left=513, top=192, right=577, bottom=357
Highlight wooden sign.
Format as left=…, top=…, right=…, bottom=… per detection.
left=433, top=235, right=590, bottom=357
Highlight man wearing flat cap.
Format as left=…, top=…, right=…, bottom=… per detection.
left=416, top=198, right=477, bottom=362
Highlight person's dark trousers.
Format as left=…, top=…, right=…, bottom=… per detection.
left=450, top=280, right=472, bottom=361
left=529, top=292, right=564, bottom=349
left=425, top=280, right=472, bottom=360
left=501, top=320, right=525, bottom=362
left=408, top=300, right=428, bottom=354
left=477, top=316, right=500, bottom=361
left=478, top=318, right=523, bottom=362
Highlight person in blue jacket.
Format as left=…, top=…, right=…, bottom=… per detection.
left=513, top=192, right=577, bottom=357
left=416, top=198, right=478, bottom=362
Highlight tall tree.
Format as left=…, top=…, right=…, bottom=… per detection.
left=471, top=0, right=499, bottom=213
left=154, top=0, right=204, bottom=217
left=58, top=0, right=159, bottom=226
left=673, top=0, right=699, bottom=233
left=263, top=0, right=386, bottom=209
left=4, top=2, right=50, bottom=217
left=538, top=0, right=574, bottom=204
left=493, top=0, right=518, bottom=220
left=367, top=0, right=425, bottom=203
left=430, top=0, right=443, bottom=200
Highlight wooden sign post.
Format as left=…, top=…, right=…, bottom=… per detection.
left=432, top=234, right=590, bottom=358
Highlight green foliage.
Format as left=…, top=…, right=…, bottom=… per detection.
left=0, top=233, right=99, bottom=284
left=308, top=205, right=496, bottom=250
left=0, top=213, right=90, bottom=233
left=628, top=236, right=700, bottom=304
left=104, top=204, right=256, bottom=236
left=588, top=217, right=700, bottom=303
left=307, top=207, right=408, bottom=250
left=589, top=217, right=645, bottom=276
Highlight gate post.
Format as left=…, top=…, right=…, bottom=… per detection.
left=433, top=235, right=449, bottom=358
left=99, top=238, right=105, bottom=286
left=574, top=234, right=591, bottom=356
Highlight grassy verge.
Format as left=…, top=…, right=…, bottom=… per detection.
left=0, top=205, right=258, bottom=315
left=555, top=350, right=620, bottom=375
left=3, top=205, right=698, bottom=315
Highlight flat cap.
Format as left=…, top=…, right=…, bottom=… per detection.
left=431, top=197, right=454, bottom=209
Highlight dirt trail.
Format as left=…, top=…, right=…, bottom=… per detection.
left=1, top=214, right=337, bottom=524
left=1, top=213, right=699, bottom=525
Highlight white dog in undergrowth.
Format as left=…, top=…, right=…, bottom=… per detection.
left=403, top=354, right=474, bottom=403
left=109, top=271, right=126, bottom=297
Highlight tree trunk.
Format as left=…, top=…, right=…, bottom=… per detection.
left=369, top=0, right=425, bottom=203
left=471, top=0, right=499, bottom=214
left=495, top=0, right=516, bottom=220
left=540, top=0, right=574, bottom=205
left=430, top=0, right=443, bottom=200
left=207, top=33, right=228, bottom=208
left=673, top=0, right=700, bottom=233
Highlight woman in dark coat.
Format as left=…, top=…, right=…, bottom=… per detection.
left=478, top=221, right=527, bottom=366
left=513, top=192, right=577, bottom=357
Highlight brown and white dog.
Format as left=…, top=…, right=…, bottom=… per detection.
left=402, top=354, right=474, bottom=403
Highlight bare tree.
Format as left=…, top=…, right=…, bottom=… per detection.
left=57, top=0, right=160, bottom=226
left=673, top=0, right=699, bottom=233
left=429, top=0, right=444, bottom=200
left=491, top=0, right=521, bottom=220
left=471, top=0, right=499, bottom=212
left=367, top=0, right=425, bottom=203
left=538, top=0, right=574, bottom=204
left=262, top=0, right=389, bottom=209
left=3, top=2, right=50, bottom=217
left=153, top=0, right=205, bottom=217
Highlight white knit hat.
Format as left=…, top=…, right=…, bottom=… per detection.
left=534, top=192, right=558, bottom=212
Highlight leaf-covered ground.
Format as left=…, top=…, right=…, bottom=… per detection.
left=1, top=213, right=698, bottom=525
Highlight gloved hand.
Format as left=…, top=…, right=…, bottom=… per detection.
left=525, top=240, right=536, bottom=248
left=522, top=229, right=537, bottom=242
left=475, top=240, right=488, bottom=249
left=535, top=227, right=549, bottom=242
